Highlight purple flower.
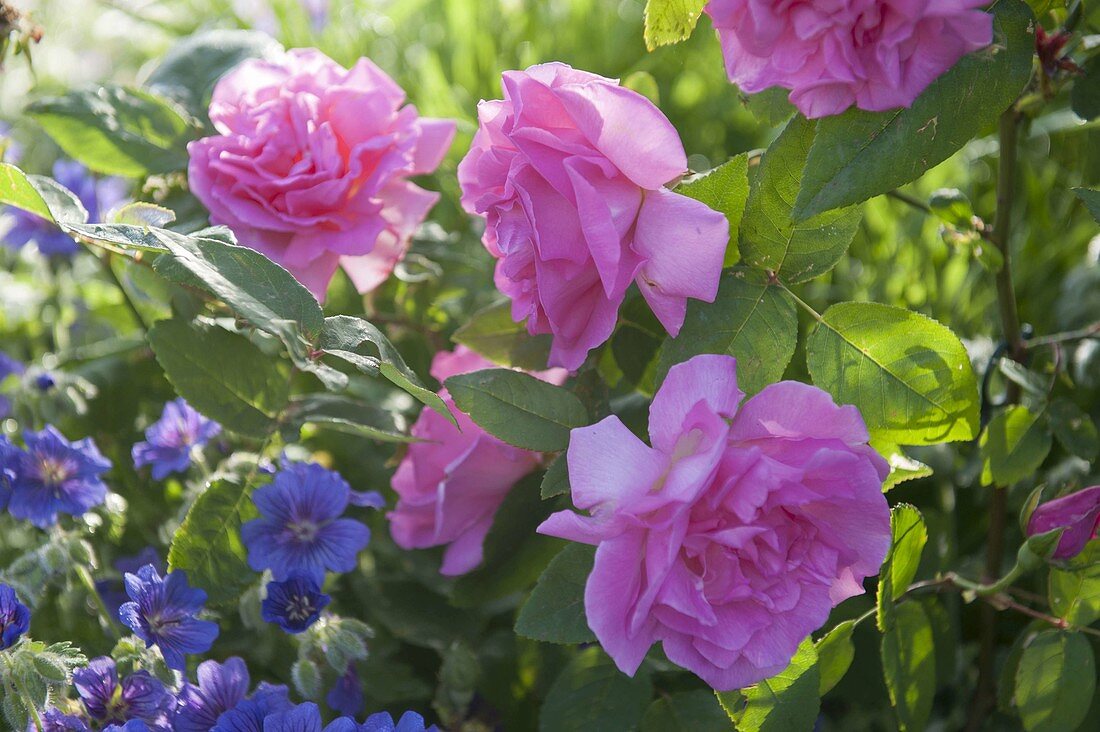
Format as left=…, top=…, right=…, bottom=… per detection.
left=3, top=160, right=128, bottom=256
left=0, top=435, right=18, bottom=512
left=240, top=462, right=370, bottom=584
left=260, top=703, right=360, bottom=732
left=1027, top=485, right=1100, bottom=560
left=34, top=373, right=56, bottom=391
left=210, top=684, right=292, bottom=732
left=98, top=548, right=166, bottom=619
left=72, top=657, right=175, bottom=729
left=326, top=664, right=363, bottom=718
left=0, top=582, right=30, bottom=650
left=174, top=657, right=251, bottom=732
left=7, top=425, right=112, bottom=528
left=38, top=709, right=91, bottom=732
left=119, top=565, right=220, bottom=671
left=261, top=575, right=330, bottom=634
left=132, top=399, right=221, bottom=480
left=358, top=711, right=438, bottom=732
left=104, top=722, right=152, bottom=732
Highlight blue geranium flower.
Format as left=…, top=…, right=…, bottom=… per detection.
left=37, top=708, right=91, bottom=731
left=104, top=722, right=152, bottom=732
left=132, top=399, right=221, bottom=480
left=327, top=664, right=363, bottom=718
left=261, top=575, right=330, bottom=634
left=71, top=657, right=175, bottom=730
left=210, top=683, right=293, bottom=732
left=118, top=565, right=219, bottom=671
left=0, top=582, right=30, bottom=650
left=358, top=711, right=438, bottom=732
left=175, top=657, right=250, bottom=732
left=3, top=160, right=127, bottom=256
left=240, top=462, right=370, bottom=584
left=0, top=435, right=19, bottom=512
left=97, top=547, right=165, bottom=619
left=7, top=425, right=112, bottom=528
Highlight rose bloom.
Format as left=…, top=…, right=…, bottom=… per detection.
left=704, top=0, right=993, bottom=118
left=1027, top=485, right=1100, bottom=561
left=388, top=346, right=567, bottom=575
left=538, top=354, right=891, bottom=690
left=458, top=63, right=728, bottom=370
left=188, top=49, right=456, bottom=299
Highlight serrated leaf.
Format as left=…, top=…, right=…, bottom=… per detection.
left=881, top=602, right=936, bottom=732
left=872, top=439, right=934, bottom=492
left=878, top=505, right=928, bottom=631
left=445, top=369, right=588, bottom=452
left=979, top=405, right=1053, bottom=486
left=452, top=300, right=552, bottom=370
left=515, top=543, right=596, bottom=644
left=792, top=0, right=1035, bottom=219
left=677, top=155, right=749, bottom=267
left=0, top=162, right=89, bottom=226
left=451, top=473, right=564, bottom=607
left=1014, top=631, right=1095, bottom=732
left=168, top=477, right=255, bottom=605
left=148, top=319, right=289, bottom=438
left=27, top=85, right=196, bottom=177
left=541, top=454, right=570, bottom=499
left=641, top=690, right=729, bottom=732
left=1049, top=542, right=1100, bottom=626
left=62, top=223, right=167, bottom=254
left=286, top=394, right=412, bottom=443
left=657, top=269, right=797, bottom=396
left=816, top=621, right=856, bottom=696
left=735, top=638, right=820, bottom=732
left=740, top=116, right=863, bottom=283
left=642, top=0, right=707, bottom=50
left=807, top=302, right=980, bottom=445
left=540, top=647, right=652, bottom=731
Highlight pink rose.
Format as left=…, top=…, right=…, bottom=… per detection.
left=538, top=354, right=891, bottom=690
left=187, top=49, right=456, bottom=299
left=704, top=0, right=993, bottom=118
left=457, top=63, right=728, bottom=371
left=1027, top=485, right=1100, bottom=561
left=388, top=346, right=568, bottom=576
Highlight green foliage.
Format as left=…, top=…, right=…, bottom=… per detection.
left=979, top=405, right=1054, bottom=486
left=148, top=318, right=290, bottom=438
left=881, top=602, right=936, bottom=732
left=285, top=393, right=412, bottom=442
left=721, top=638, right=820, bottom=731
left=807, top=302, right=980, bottom=445
left=815, top=620, right=856, bottom=696
left=540, top=648, right=653, bottom=731
left=27, top=85, right=197, bottom=177
left=1049, top=398, right=1100, bottom=461
left=641, top=690, right=729, bottom=731
left=445, top=369, right=589, bottom=451
left=642, top=0, right=707, bottom=51
left=0, top=162, right=88, bottom=225
left=740, top=116, right=864, bottom=283
left=791, top=0, right=1035, bottom=219
left=1048, top=542, right=1100, bottom=626
left=657, top=268, right=797, bottom=396
left=515, top=544, right=596, bottom=644
left=540, top=454, right=570, bottom=499
left=878, top=504, right=928, bottom=629
left=452, top=301, right=552, bottom=370
left=1014, top=631, right=1096, bottom=732
left=677, top=155, right=750, bottom=267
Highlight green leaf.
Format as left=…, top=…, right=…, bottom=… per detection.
left=62, top=223, right=167, bottom=254
left=27, top=85, right=196, bottom=177
left=540, top=647, right=652, bottom=731
left=611, top=295, right=664, bottom=392
left=445, top=369, right=588, bottom=452
left=806, top=301, right=980, bottom=445
left=881, top=602, right=936, bottom=732
left=641, top=690, right=729, bottom=732
left=110, top=202, right=176, bottom=228
left=733, top=638, right=820, bottom=732
left=452, top=300, right=552, bottom=370
left=452, top=474, right=564, bottom=607
left=515, top=543, right=596, bottom=644
left=1049, top=542, right=1100, bottom=626
left=928, top=188, right=976, bottom=230
left=167, top=477, right=256, bottom=605
left=319, top=315, right=452, bottom=422
left=541, top=454, right=570, bottom=499
left=148, top=319, right=289, bottom=438
left=285, top=394, right=413, bottom=443
left=872, top=439, right=935, bottom=492
left=979, top=405, right=1053, bottom=486
left=152, top=228, right=325, bottom=340
left=642, top=0, right=707, bottom=50
left=792, top=0, right=1035, bottom=219
left=740, top=115, right=864, bottom=283
left=0, top=162, right=89, bottom=225
left=816, top=620, right=856, bottom=696
left=1049, top=398, right=1100, bottom=461
left=1015, top=631, right=1096, bottom=732
left=878, top=505, right=928, bottom=631
left=1071, top=54, right=1100, bottom=122
left=677, top=155, right=750, bottom=267
left=1075, top=188, right=1100, bottom=222
left=146, top=30, right=280, bottom=119
left=657, top=269, right=798, bottom=396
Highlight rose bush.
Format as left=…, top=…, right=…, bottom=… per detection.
left=0, top=0, right=1098, bottom=730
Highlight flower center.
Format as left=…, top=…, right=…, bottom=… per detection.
left=289, top=521, right=320, bottom=542
left=36, top=456, right=73, bottom=486
left=286, top=595, right=316, bottom=621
